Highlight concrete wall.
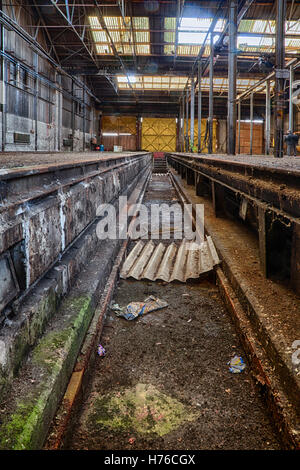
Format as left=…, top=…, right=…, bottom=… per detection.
left=0, top=152, right=152, bottom=393
left=0, top=3, right=100, bottom=153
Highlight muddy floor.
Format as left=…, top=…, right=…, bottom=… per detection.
left=66, top=278, right=280, bottom=450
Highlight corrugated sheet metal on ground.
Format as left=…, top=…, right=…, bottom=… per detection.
left=120, top=237, right=220, bottom=283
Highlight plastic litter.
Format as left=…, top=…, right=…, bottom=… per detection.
left=97, top=344, right=106, bottom=356
left=228, top=355, right=246, bottom=373
left=111, top=295, right=168, bottom=321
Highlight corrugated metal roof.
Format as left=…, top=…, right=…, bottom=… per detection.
left=120, top=237, right=220, bottom=283
left=164, top=17, right=300, bottom=57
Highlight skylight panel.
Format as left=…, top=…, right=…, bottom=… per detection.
left=178, top=31, right=207, bottom=45
left=237, top=35, right=273, bottom=47
left=286, top=20, right=300, bottom=34
left=179, top=17, right=225, bottom=32
left=88, top=15, right=150, bottom=55
left=117, top=75, right=188, bottom=90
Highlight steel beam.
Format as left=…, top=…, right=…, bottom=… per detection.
left=50, top=1, right=97, bottom=66
left=274, top=0, right=287, bottom=158
left=227, top=0, right=237, bottom=155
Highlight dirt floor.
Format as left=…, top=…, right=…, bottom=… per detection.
left=65, top=277, right=280, bottom=450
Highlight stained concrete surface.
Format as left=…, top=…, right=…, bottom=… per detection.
left=66, top=278, right=280, bottom=450
left=0, top=151, right=144, bottom=170
left=173, top=153, right=300, bottom=172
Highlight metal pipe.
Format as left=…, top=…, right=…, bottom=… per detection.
left=274, top=0, right=287, bottom=158
left=238, top=99, right=241, bottom=154
left=265, top=79, right=271, bottom=155
left=190, top=76, right=195, bottom=152
left=289, top=65, right=294, bottom=132
left=198, top=60, right=202, bottom=153
left=250, top=92, right=254, bottom=155
left=227, top=0, right=237, bottom=155
left=208, top=33, right=214, bottom=154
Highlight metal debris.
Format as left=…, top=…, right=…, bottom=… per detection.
left=120, top=237, right=220, bottom=283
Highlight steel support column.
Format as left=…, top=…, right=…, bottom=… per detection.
left=34, top=53, right=38, bottom=151
left=237, top=100, right=241, bottom=154
left=250, top=92, right=254, bottom=155
left=227, top=0, right=237, bottom=155
left=185, top=84, right=189, bottom=152
left=208, top=33, right=214, bottom=154
left=1, top=6, right=6, bottom=153
left=274, top=0, right=286, bottom=158
left=198, top=60, right=202, bottom=153
left=265, top=80, right=271, bottom=155
left=181, top=96, right=185, bottom=151
left=190, top=77, right=195, bottom=152
left=289, top=65, right=294, bottom=132
left=71, top=80, right=75, bottom=152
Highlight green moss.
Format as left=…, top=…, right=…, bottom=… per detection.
left=0, top=294, right=93, bottom=449
left=32, top=295, right=91, bottom=373
left=0, top=391, right=46, bottom=450
left=32, top=328, right=72, bottom=372
left=88, top=383, right=197, bottom=437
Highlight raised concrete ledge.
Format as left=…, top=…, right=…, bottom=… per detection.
left=0, top=154, right=152, bottom=318
left=0, top=163, right=151, bottom=398
left=167, top=153, right=300, bottom=219
left=0, top=151, right=149, bottom=174
left=168, top=152, right=300, bottom=180
left=0, top=168, right=151, bottom=450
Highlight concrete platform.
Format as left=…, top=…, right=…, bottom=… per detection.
left=168, top=152, right=300, bottom=297
left=0, top=151, right=147, bottom=170
left=171, top=153, right=300, bottom=173
left=170, top=168, right=300, bottom=448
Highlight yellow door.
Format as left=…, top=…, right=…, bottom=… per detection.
left=142, top=118, right=177, bottom=152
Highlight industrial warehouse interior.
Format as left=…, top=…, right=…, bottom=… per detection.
left=0, top=0, right=299, bottom=455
